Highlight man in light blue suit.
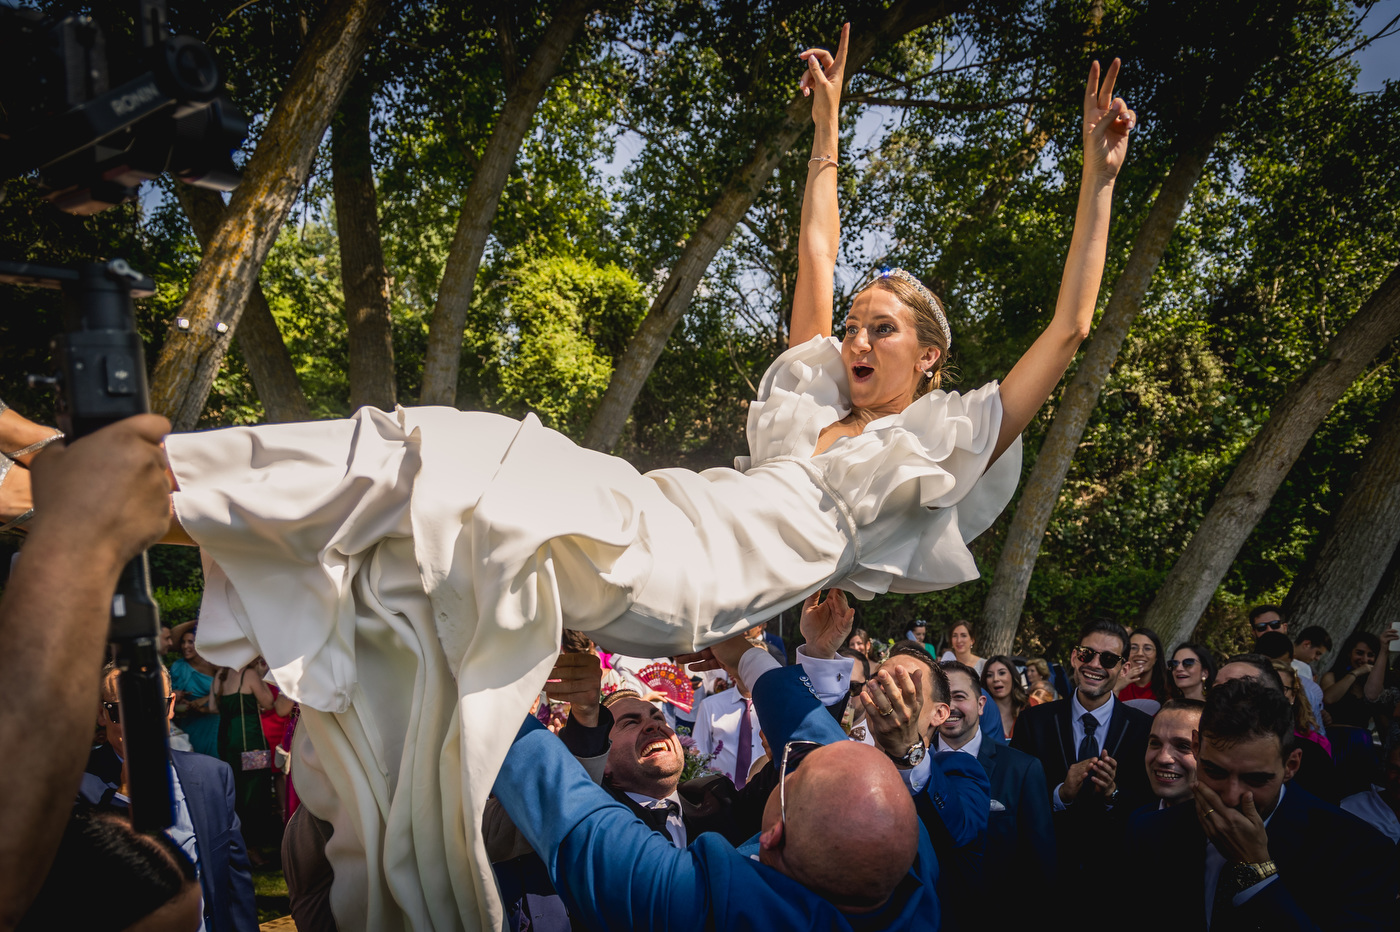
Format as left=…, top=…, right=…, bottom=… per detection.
left=493, top=632, right=989, bottom=931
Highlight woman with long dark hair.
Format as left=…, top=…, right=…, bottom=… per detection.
left=982, top=654, right=1029, bottom=739
left=1116, top=627, right=1168, bottom=702
left=170, top=627, right=220, bottom=757
left=1167, top=643, right=1216, bottom=701
left=1321, top=630, right=1389, bottom=731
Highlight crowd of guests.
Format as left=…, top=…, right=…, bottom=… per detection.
left=45, top=624, right=305, bottom=931
left=422, top=601, right=1399, bottom=931
left=16, top=583, right=1400, bottom=931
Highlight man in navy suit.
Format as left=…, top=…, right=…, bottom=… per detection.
left=492, top=631, right=988, bottom=931
left=937, top=661, right=1054, bottom=908
left=84, top=664, right=258, bottom=932
left=1129, top=677, right=1395, bottom=930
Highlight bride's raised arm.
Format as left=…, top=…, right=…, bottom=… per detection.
left=787, top=23, right=849, bottom=350
left=993, top=58, right=1136, bottom=462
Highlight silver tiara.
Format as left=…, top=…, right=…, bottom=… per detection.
left=860, top=266, right=952, bottom=350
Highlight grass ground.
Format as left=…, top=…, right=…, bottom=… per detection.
left=252, top=868, right=291, bottom=924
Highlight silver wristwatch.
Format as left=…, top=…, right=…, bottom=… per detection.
left=890, top=739, right=926, bottom=768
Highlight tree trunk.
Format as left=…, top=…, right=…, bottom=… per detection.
left=333, top=70, right=397, bottom=411
left=1360, top=546, right=1400, bottom=638
left=417, top=0, right=595, bottom=406
left=582, top=0, right=966, bottom=452
left=149, top=0, right=391, bottom=431
left=979, top=137, right=1217, bottom=655
left=1140, top=264, right=1400, bottom=648
left=977, top=0, right=1306, bottom=655
left=174, top=186, right=312, bottom=423
left=1285, top=383, right=1400, bottom=649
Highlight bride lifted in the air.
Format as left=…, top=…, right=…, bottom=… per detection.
left=0, top=24, right=1136, bottom=932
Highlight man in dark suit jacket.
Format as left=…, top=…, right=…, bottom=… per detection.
left=493, top=633, right=988, bottom=931
left=937, top=661, right=1055, bottom=911
left=1213, top=653, right=1341, bottom=804
left=1128, top=678, right=1396, bottom=930
left=1010, top=620, right=1152, bottom=885
left=84, top=666, right=258, bottom=932
left=1010, top=620, right=1153, bottom=809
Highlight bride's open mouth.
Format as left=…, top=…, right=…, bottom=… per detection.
left=851, top=364, right=874, bottom=382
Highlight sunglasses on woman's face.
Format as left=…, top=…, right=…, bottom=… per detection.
left=1072, top=646, right=1125, bottom=670
left=1166, top=658, right=1199, bottom=671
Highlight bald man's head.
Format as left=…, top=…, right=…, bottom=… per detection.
left=758, top=741, right=919, bottom=911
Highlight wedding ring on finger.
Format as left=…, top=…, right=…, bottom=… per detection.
left=879, top=705, right=895, bottom=716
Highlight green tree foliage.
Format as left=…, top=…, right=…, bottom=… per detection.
left=1, top=0, right=1396, bottom=647
left=480, top=256, right=647, bottom=437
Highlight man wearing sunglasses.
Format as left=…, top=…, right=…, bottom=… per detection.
left=83, top=663, right=257, bottom=932
left=1011, top=620, right=1153, bottom=808
left=492, top=628, right=954, bottom=931
left=1247, top=604, right=1287, bottom=638
left=1011, top=620, right=1154, bottom=883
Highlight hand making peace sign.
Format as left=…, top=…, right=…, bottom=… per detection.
left=799, top=22, right=849, bottom=129
left=1084, top=58, right=1137, bottom=182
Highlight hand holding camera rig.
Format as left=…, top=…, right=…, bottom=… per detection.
left=0, top=1, right=245, bottom=837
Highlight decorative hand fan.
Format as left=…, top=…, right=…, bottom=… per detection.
left=638, top=661, right=695, bottom=713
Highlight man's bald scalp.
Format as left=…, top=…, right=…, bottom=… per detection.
left=781, top=741, right=919, bottom=909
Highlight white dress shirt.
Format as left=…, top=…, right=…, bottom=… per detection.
left=1341, top=785, right=1400, bottom=844
left=1298, top=674, right=1326, bottom=737
left=1204, top=785, right=1284, bottom=928
left=624, top=790, right=687, bottom=848
left=1052, top=691, right=1116, bottom=811
left=691, top=686, right=763, bottom=786
left=793, top=646, right=856, bottom=705
left=936, top=727, right=983, bottom=760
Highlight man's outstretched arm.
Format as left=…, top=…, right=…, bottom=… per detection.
left=493, top=716, right=710, bottom=932
left=0, top=415, right=172, bottom=931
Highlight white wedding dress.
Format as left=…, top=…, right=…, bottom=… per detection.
left=166, top=335, right=1021, bottom=931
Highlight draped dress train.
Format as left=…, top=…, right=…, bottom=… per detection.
left=165, top=335, right=1023, bottom=931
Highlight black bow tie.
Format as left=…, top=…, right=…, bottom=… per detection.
left=641, top=800, right=679, bottom=834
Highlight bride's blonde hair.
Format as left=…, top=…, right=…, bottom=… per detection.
left=859, top=274, right=951, bottom=398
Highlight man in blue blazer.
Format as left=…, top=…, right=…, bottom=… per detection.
left=937, top=661, right=1054, bottom=909
left=84, top=666, right=258, bottom=932
left=1128, top=678, right=1396, bottom=931
left=493, top=633, right=988, bottom=931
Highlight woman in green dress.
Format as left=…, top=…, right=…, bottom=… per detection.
left=214, top=657, right=288, bottom=861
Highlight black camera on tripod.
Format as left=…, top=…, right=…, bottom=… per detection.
left=1, top=1, right=247, bottom=832
left=0, top=0, right=247, bottom=215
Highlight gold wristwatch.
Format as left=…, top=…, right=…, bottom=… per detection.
left=1229, top=859, right=1278, bottom=893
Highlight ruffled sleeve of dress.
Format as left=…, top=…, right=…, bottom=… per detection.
left=740, top=335, right=1022, bottom=599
